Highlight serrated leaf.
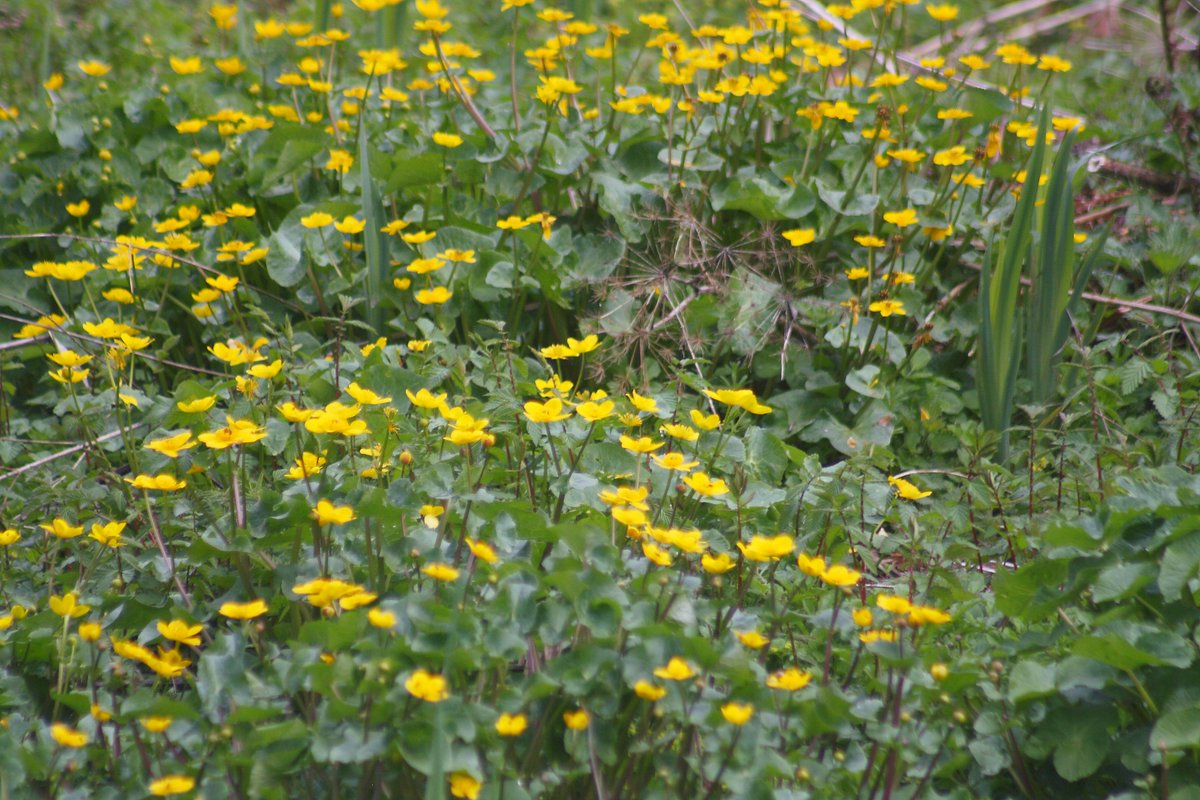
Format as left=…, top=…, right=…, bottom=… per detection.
left=1118, top=358, right=1151, bottom=395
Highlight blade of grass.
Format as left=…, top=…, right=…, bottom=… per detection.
left=978, top=106, right=1050, bottom=459
left=1027, top=126, right=1078, bottom=403
left=359, top=125, right=389, bottom=336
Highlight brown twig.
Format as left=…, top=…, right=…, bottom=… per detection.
left=0, top=424, right=143, bottom=481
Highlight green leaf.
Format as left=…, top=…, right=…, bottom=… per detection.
left=815, top=178, right=878, bottom=217
left=845, top=365, right=883, bottom=398
left=1051, top=709, right=1111, bottom=781
left=1074, top=628, right=1193, bottom=670
left=387, top=149, right=444, bottom=190
left=266, top=205, right=311, bottom=288
left=711, top=174, right=815, bottom=221
left=1159, top=530, right=1200, bottom=602
left=258, top=125, right=328, bottom=187
left=592, top=172, right=647, bottom=241
left=1091, top=561, right=1156, bottom=603
left=1008, top=659, right=1057, bottom=702
left=1151, top=705, right=1200, bottom=750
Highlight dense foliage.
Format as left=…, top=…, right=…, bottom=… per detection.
left=0, top=0, right=1199, bottom=797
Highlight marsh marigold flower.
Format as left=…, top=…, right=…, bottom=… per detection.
left=653, top=657, right=697, bottom=681
left=495, top=712, right=528, bottom=736
left=721, top=702, right=754, bottom=725
left=219, top=599, right=268, bottom=620
left=157, top=619, right=203, bottom=647
left=51, top=723, right=88, bottom=748
left=563, top=708, right=589, bottom=730
left=148, top=775, right=195, bottom=796
left=405, top=669, right=449, bottom=702
left=738, top=534, right=795, bottom=562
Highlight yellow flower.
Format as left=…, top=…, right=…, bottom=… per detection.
left=415, top=287, right=453, bottom=305
left=66, top=200, right=90, bottom=218
left=620, top=435, right=664, bottom=454
left=653, top=656, right=697, bottom=681
left=690, top=409, right=721, bottom=430
left=197, top=416, right=267, bottom=449
left=145, top=431, right=196, bottom=459
left=683, top=472, right=728, bottom=497
left=311, top=500, right=356, bottom=526
left=925, top=3, right=958, bottom=22
left=642, top=541, right=673, bottom=566
left=49, top=592, right=90, bottom=618
left=737, top=534, right=795, bottom=562
left=405, top=669, right=449, bottom=702
left=169, top=56, right=204, bottom=75
left=44, top=72, right=64, bottom=91
left=563, top=708, right=590, bottom=730
left=433, top=132, right=464, bottom=148
left=539, top=344, right=575, bottom=360
left=721, top=702, right=754, bottom=725
left=888, top=474, right=931, bottom=499
left=177, top=395, right=217, bottom=413
left=126, top=472, right=187, bottom=491
left=660, top=423, right=698, bottom=442
left=78, top=622, right=102, bottom=642
left=422, top=562, right=460, bottom=582
left=301, top=211, right=335, bottom=228
left=908, top=605, right=952, bottom=625
left=820, top=564, right=862, bottom=587
left=438, top=249, right=476, bottom=264
left=41, top=518, right=83, bottom=539
left=782, top=228, right=816, bottom=247
left=407, top=257, right=446, bottom=275
left=140, top=716, right=174, bottom=733
left=78, top=60, right=111, bottom=77
left=89, top=521, right=126, bottom=548
left=148, top=775, right=195, bottom=796
left=876, top=594, right=913, bottom=614
left=766, top=668, right=812, bottom=691
left=701, top=552, right=736, bottom=574
left=215, top=56, right=246, bottom=76
left=524, top=397, right=571, bottom=423
left=219, top=599, right=268, bottom=620
left=652, top=451, right=699, bottom=472
left=567, top=335, right=600, bottom=355
left=346, top=382, right=391, bottom=405
left=51, top=723, right=88, bottom=748
left=703, top=388, right=771, bottom=414
left=368, top=608, right=397, bottom=629
left=0, top=529, right=18, bottom=546
left=449, top=773, right=481, bottom=800
left=325, top=149, right=355, bottom=174
left=406, top=388, right=448, bottom=410
left=868, top=300, right=906, bottom=318
left=634, top=679, right=668, bottom=701
left=495, top=712, right=528, bottom=736
left=883, top=209, right=919, bottom=228
left=627, top=391, right=659, bottom=414
left=797, top=553, right=826, bottom=577
left=1038, top=54, right=1071, bottom=72
left=466, top=538, right=499, bottom=564
left=737, top=630, right=769, bottom=649
left=853, top=607, right=873, bottom=626
left=157, top=619, right=204, bottom=647
left=576, top=400, right=615, bottom=422
left=930, top=662, right=949, bottom=681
